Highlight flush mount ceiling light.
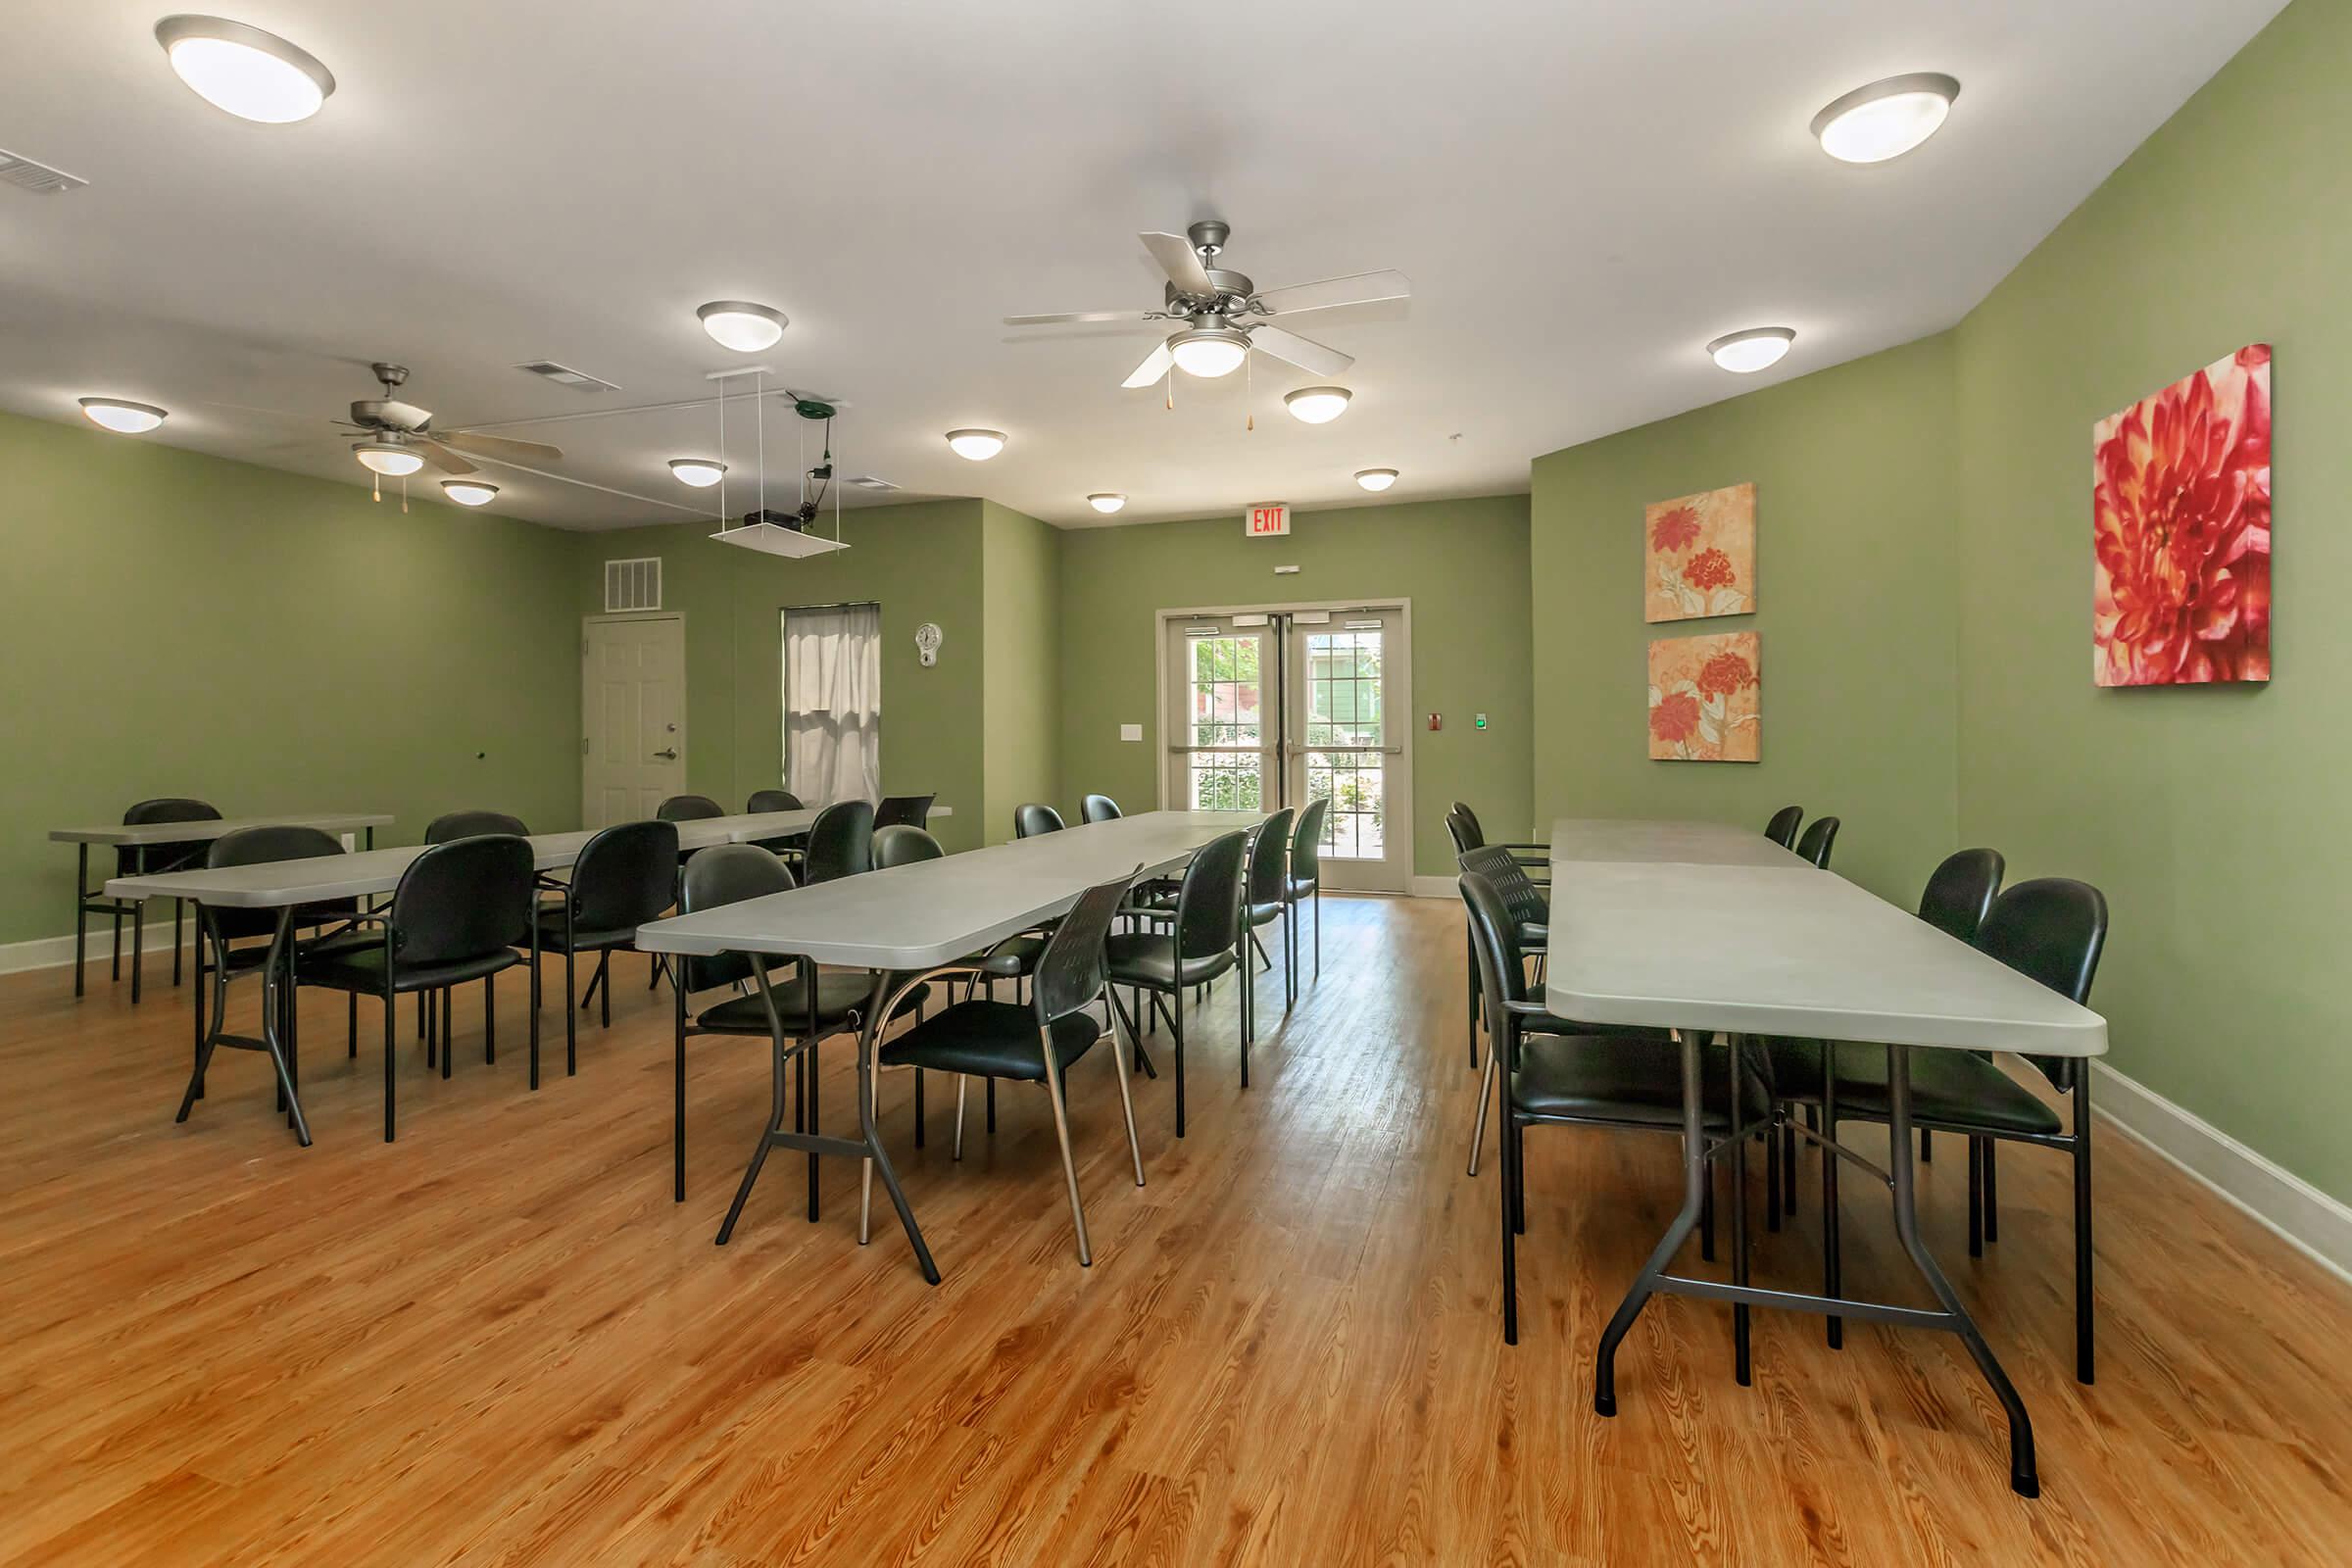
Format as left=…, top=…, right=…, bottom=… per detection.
left=696, top=300, right=787, bottom=353
left=1811, top=73, right=1960, bottom=164
left=440, top=479, right=498, bottom=507
left=1088, top=493, right=1126, bottom=514
left=154, top=16, right=335, bottom=123
left=1706, top=326, right=1796, bottom=373
left=1354, top=467, right=1398, bottom=493
left=668, top=458, right=727, bottom=487
left=1167, top=324, right=1251, bottom=378
left=1284, top=386, right=1352, bottom=424
left=353, top=439, right=423, bottom=476
left=946, top=428, right=1006, bottom=461
left=77, top=397, right=168, bottom=433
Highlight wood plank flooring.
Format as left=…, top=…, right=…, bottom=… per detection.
left=3, top=896, right=2349, bottom=1565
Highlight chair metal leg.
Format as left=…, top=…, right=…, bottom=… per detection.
left=1466, top=1044, right=1497, bottom=1177
left=1043, top=1046, right=1092, bottom=1266
left=74, top=844, right=89, bottom=998
left=382, top=975, right=397, bottom=1143
left=1172, top=982, right=1188, bottom=1138
left=111, top=904, right=122, bottom=981
left=1824, top=1054, right=1843, bottom=1348
left=484, top=974, right=496, bottom=1063
left=1314, top=885, right=1321, bottom=976
left=1921, top=1128, right=1934, bottom=1163
left=1968, top=1136, right=1984, bottom=1258
left=1727, top=1036, right=1752, bottom=1386
left=131, top=898, right=145, bottom=1004
left=914, top=1067, right=926, bottom=1148
left=673, top=979, right=688, bottom=1201
left=172, top=900, right=184, bottom=987
left=953, top=1075, right=968, bottom=1160
left=1239, top=934, right=1252, bottom=1088
left=528, top=924, right=542, bottom=1090
left=1465, top=925, right=1480, bottom=1071
left=442, top=988, right=454, bottom=1079
left=347, top=992, right=357, bottom=1058
left=1984, top=1139, right=1999, bottom=1243
left=1765, top=1106, right=1783, bottom=1233
left=598, top=952, right=611, bottom=1028
left=1108, top=1001, right=1146, bottom=1188
left=2073, top=1074, right=2094, bottom=1385
left=564, top=944, right=577, bottom=1075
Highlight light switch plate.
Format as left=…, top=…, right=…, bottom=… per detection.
left=1120, top=723, right=1143, bottom=742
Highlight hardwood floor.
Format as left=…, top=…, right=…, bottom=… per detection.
left=3, top=896, right=2349, bottom=1565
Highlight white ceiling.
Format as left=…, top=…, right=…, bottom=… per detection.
left=1, top=1, right=2285, bottom=530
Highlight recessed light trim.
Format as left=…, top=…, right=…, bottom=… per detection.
left=78, top=397, right=167, bottom=434
left=1706, top=326, right=1796, bottom=373
left=1354, top=468, right=1398, bottom=493
left=668, top=458, right=727, bottom=488
left=155, top=16, right=335, bottom=123
left=1167, top=325, right=1250, bottom=378
left=1088, top=493, right=1126, bottom=514
left=440, top=480, right=499, bottom=507
left=353, top=440, right=423, bottom=476
left=946, top=428, right=1006, bottom=462
left=1810, top=73, right=1960, bottom=164
left=696, top=300, right=787, bottom=353
left=1284, top=386, right=1351, bottom=424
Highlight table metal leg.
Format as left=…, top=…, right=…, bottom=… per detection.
left=1727, top=1035, right=1752, bottom=1386
left=1593, top=1031, right=1707, bottom=1415
left=74, top=845, right=89, bottom=997
left=173, top=907, right=311, bottom=1147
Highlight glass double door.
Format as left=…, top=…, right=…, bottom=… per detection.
left=1163, top=606, right=1410, bottom=893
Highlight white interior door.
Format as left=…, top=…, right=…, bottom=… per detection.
left=1287, top=610, right=1410, bottom=893
left=582, top=613, right=685, bottom=827
left=1163, top=616, right=1274, bottom=815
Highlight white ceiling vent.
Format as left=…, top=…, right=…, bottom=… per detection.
left=0, top=149, right=87, bottom=195
left=516, top=361, right=619, bottom=393
left=845, top=475, right=901, bottom=492
left=604, top=558, right=662, bottom=612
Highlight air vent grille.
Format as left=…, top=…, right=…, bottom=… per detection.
left=0, top=148, right=87, bottom=195
left=844, top=475, right=900, bottom=492
left=516, top=361, right=619, bottom=393
left=604, top=558, right=662, bottom=612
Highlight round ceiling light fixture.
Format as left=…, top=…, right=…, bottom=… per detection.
left=1167, top=324, right=1250, bottom=378
left=1811, top=73, right=1960, bottom=164
left=696, top=300, right=787, bottom=353
left=946, top=428, right=1006, bottom=461
left=155, top=16, right=336, bottom=123
left=353, top=440, right=424, bottom=476
left=1706, top=326, right=1796, bottom=373
left=668, top=458, right=727, bottom=487
left=440, top=479, right=499, bottom=507
left=78, top=397, right=168, bottom=434
left=1354, top=467, right=1399, bottom=493
left=1087, top=493, right=1126, bottom=514
left=1283, top=386, right=1352, bottom=424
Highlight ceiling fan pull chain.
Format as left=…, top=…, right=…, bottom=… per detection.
left=371, top=470, right=381, bottom=504
left=401, top=473, right=409, bottom=514
left=1246, top=350, right=1254, bottom=431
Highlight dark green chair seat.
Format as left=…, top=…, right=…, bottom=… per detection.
left=1770, top=1039, right=2061, bottom=1138
left=1103, top=933, right=1237, bottom=991
left=300, top=944, right=519, bottom=995
left=1512, top=1035, right=1766, bottom=1129
left=879, top=1002, right=1102, bottom=1082
left=692, top=972, right=927, bottom=1034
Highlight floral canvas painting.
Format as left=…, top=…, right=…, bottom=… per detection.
left=1648, top=632, right=1760, bottom=762
left=2094, top=344, right=2272, bottom=686
left=1645, top=481, right=1756, bottom=622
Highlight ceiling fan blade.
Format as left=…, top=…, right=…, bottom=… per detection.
left=1121, top=341, right=1175, bottom=389
left=1139, top=231, right=1214, bottom=295
left=1251, top=269, right=1412, bottom=317
left=416, top=439, right=480, bottom=475
left=1246, top=324, right=1354, bottom=377
left=1004, top=310, right=1152, bottom=326
left=437, top=429, right=564, bottom=463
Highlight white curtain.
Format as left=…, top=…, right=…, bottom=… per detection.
left=782, top=604, right=882, bottom=807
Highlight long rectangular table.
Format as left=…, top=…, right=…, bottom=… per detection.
left=634, top=809, right=1267, bottom=1283
left=1540, top=818, right=2105, bottom=1496
left=51, top=812, right=394, bottom=1001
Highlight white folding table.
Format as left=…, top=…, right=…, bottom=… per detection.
left=633, top=809, right=1266, bottom=1283
left=1540, top=818, right=2107, bottom=1497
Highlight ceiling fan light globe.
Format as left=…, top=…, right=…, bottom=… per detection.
left=155, top=17, right=335, bottom=123
left=1811, top=74, right=1960, bottom=164
left=1168, top=326, right=1249, bottom=378
left=1706, top=326, right=1796, bottom=373
left=1354, top=468, right=1398, bottom=493
left=1087, top=493, right=1126, bottom=514
left=668, top=459, right=727, bottom=487
left=1283, top=386, right=1351, bottom=424
left=78, top=397, right=168, bottom=434
left=946, top=429, right=1007, bottom=462
left=696, top=300, right=787, bottom=353
left=354, top=441, right=424, bottom=476
left=440, top=480, right=499, bottom=507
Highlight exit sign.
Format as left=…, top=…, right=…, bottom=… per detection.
left=1246, top=503, right=1291, bottom=538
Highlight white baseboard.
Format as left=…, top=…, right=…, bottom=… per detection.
left=1410, top=874, right=1458, bottom=900
left=2093, top=1061, right=2352, bottom=1287
left=0, top=921, right=193, bottom=977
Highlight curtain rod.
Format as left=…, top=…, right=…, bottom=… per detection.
left=780, top=600, right=881, bottom=613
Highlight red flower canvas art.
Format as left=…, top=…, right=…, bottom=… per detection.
left=1645, top=482, right=1756, bottom=622
left=1648, top=632, right=1760, bottom=761
left=2093, top=345, right=2272, bottom=686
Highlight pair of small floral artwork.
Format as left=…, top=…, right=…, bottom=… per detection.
left=1644, top=482, right=1758, bottom=761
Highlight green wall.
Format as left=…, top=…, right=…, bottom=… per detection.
left=0, top=409, right=580, bottom=947
left=1529, top=335, right=1962, bottom=905
left=1952, top=0, right=2352, bottom=1199
left=979, top=502, right=1062, bottom=846
left=571, top=501, right=991, bottom=854
left=1054, top=496, right=1534, bottom=879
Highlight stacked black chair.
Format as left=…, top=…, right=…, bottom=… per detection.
left=874, top=794, right=935, bottom=832
left=1446, top=803, right=1550, bottom=1071
left=416, top=811, right=534, bottom=1049
left=1240, top=808, right=1297, bottom=1023
left=1283, top=798, right=1330, bottom=978
left=88, top=797, right=220, bottom=1003
left=1104, top=829, right=1248, bottom=1137
left=802, top=800, right=874, bottom=884
left=657, top=795, right=727, bottom=822
left=745, top=788, right=808, bottom=865
left=1764, top=806, right=1804, bottom=849
left=531, top=819, right=678, bottom=1074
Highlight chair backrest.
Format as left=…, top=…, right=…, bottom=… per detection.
left=1445, top=804, right=1485, bottom=857
left=119, top=797, right=221, bottom=876
left=678, top=844, right=796, bottom=992
left=1173, top=829, right=1249, bottom=959
left=1919, top=848, right=2004, bottom=945
left=425, top=809, right=529, bottom=844
left=657, top=795, right=727, bottom=822
left=569, top=819, right=680, bottom=930
left=746, top=788, right=803, bottom=812
left=1977, top=877, right=2108, bottom=1088
left=872, top=824, right=945, bottom=868
left=1795, top=815, right=1840, bottom=869
left=204, top=824, right=345, bottom=941
left=1014, top=802, right=1066, bottom=839
left=1079, top=794, right=1122, bottom=823
left=1458, top=869, right=1535, bottom=1024
left=1032, top=866, right=1143, bottom=1026
left=1290, top=797, right=1330, bottom=891
left=1764, top=806, right=1803, bottom=848
left=1458, top=844, right=1547, bottom=931
left=391, top=835, right=534, bottom=966
left=803, top=799, right=874, bottom=884
left=874, top=794, right=935, bottom=831
left=1246, top=808, right=1295, bottom=906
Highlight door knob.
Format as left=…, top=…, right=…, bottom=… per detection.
left=653, top=748, right=679, bottom=760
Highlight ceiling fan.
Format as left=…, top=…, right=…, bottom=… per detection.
left=334, top=362, right=564, bottom=476
left=1004, top=220, right=1409, bottom=388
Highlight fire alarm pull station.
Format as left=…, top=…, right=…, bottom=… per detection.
left=1428, top=712, right=1442, bottom=731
